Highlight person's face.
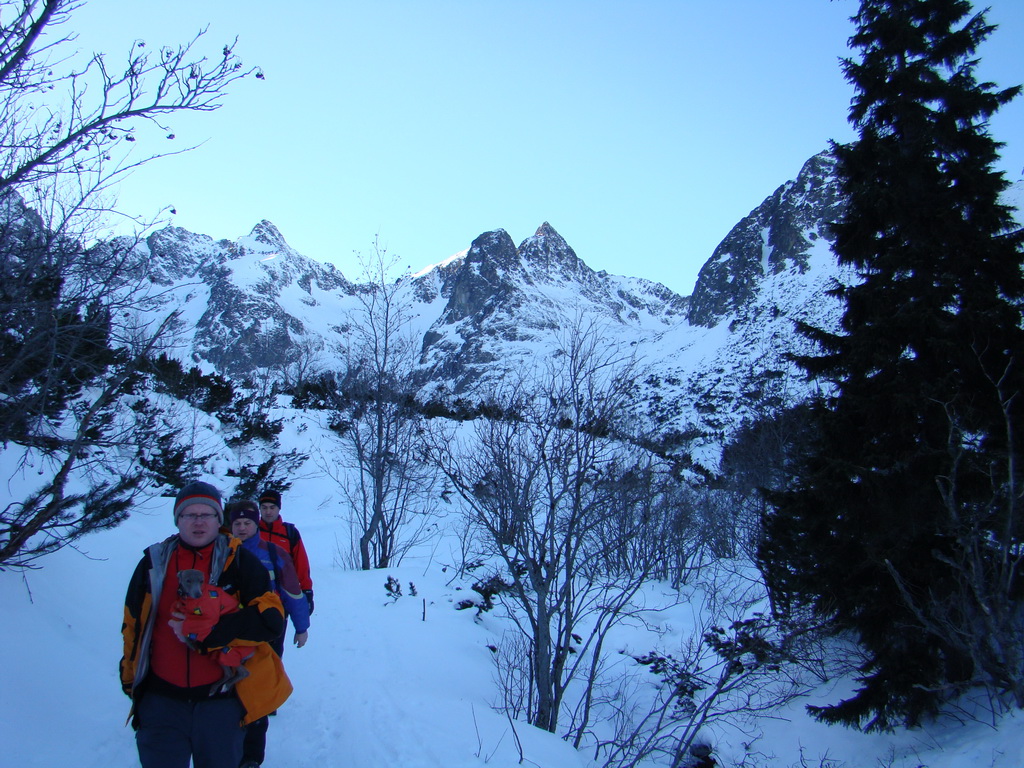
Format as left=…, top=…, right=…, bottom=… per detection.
left=176, top=503, right=220, bottom=547
left=259, top=502, right=281, bottom=523
left=231, top=516, right=258, bottom=541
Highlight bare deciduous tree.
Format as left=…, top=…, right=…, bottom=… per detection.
left=0, top=0, right=260, bottom=202
left=597, top=587, right=812, bottom=768
left=318, top=241, right=439, bottom=570
left=0, top=0, right=260, bottom=568
left=427, top=321, right=678, bottom=738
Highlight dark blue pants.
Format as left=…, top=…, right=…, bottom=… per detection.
left=136, top=691, right=245, bottom=768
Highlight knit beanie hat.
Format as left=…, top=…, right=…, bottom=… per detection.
left=259, top=489, right=282, bottom=508
left=174, top=481, right=224, bottom=523
left=229, top=502, right=260, bottom=526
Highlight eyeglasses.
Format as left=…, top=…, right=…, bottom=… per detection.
left=179, top=512, right=219, bottom=522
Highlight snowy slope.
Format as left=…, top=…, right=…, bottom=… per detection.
left=2, top=426, right=1022, bottom=768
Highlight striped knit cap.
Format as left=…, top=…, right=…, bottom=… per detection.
left=173, top=481, right=224, bottom=523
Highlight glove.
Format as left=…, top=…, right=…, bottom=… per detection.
left=304, top=590, right=314, bottom=615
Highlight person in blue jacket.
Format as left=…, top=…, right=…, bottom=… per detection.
left=228, top=500, right=310, bottom=768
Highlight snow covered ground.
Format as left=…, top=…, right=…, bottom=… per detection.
left=2, top=470, right=1023, bottom=767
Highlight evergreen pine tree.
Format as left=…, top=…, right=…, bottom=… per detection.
left=759, top=0, right=1024, bottom=730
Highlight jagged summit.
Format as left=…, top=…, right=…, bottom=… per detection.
left=248, top=219, right=290, bottom=251
left=17, top=150, right=1024, bottom=487
left=429, top=222, right=589, bottom=289
left=527, top=221, right=567, bottom=247
left=464, top=228, right=518, bottom=271
left=6, top=151, right=865, bottom=458
left=517, top=222, right=588, bottom=281
left=687, top=150, right=844, bottom=327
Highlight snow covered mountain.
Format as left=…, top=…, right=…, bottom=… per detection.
left=5, top=152, right=1024, bottom=768
left=127, top=150, right=854, bottom=471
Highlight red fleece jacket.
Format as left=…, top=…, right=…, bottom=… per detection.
left=149, top=543, right=227, bottom=689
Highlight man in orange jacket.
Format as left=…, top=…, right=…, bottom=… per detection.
left=121, top=481, right=291, bottom=768
left=258, top=489, right=314, bottom=615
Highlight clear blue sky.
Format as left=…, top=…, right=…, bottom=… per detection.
left=70, top=1, right=1024, bottom=296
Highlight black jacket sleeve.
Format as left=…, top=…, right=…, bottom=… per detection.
left=120, top=553, right=153, bottom=695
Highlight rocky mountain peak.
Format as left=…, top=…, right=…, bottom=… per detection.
left=535, top=221, right=558, bottom=237
left=432, top=222, right=595, bottom=328
left=516, top=222, right=590, bottom=282
left=686, top=150, right=845, bottom=328
left=433, top=229, right=519, bottom=325
left=140, top=226, right=226, bottom=283
left=466, top=229, right=518, bottom=271
left=247, top=220, right=290, bottom=251
left=2, top=148, right=869, bottom=468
